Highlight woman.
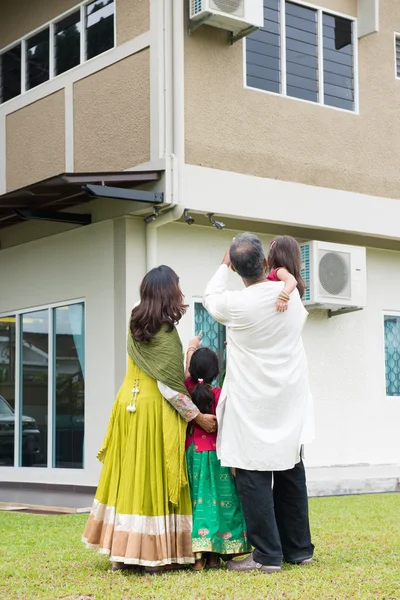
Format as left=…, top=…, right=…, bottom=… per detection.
left=82, top=266, right=216, bottom=573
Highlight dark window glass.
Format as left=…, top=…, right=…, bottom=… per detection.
left=323, top=14, right=354, bottom=110
left=286, top=1, right=318, bottom=103
left=0, top=317, right=16, bottom=466
left=0, top=45, right=21, bottom=104
left=21, top=310, right=48, bottom=467
left=396, top=38, right=400, bottom=78
left=54, top=304, right=85, bottom=469
left=86, top=0, right=115, bottom=60
left=55, top=11, right=81, bottom=75
left=247, top=0, right=281, bottom=93
left=194, top=304, right=226, bottom=386
left=26, top=29, right=49, bottom=90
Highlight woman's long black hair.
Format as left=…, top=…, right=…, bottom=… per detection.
left=189, top=348, right=219, bottom=415
left=130, top=265, right=187, bottom=343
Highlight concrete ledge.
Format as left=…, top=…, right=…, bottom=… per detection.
left=306, top=464, right=400, bottom=497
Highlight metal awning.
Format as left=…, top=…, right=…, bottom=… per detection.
left=0, top=170, right=164, bottom=229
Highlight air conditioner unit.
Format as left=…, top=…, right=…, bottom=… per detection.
left=300, top=241, right=367, bottom=310
left=189, top=0, right=264, bottom=35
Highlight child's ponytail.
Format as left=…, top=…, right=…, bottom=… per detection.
left=191, top=381, right=215, bottom=415
left=189, top=347, right=220, bottom=415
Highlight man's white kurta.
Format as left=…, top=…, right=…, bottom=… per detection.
left=203, top=265, right=314, bottom=472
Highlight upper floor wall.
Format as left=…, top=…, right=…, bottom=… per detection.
left=184, top=0, right=400, bottom=200
left=0, top=0, right=151, bottom=193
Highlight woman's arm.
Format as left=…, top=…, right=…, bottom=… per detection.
left=275, top=268, right=297, bottom=313
left=157, top=382, right=217, bottom=433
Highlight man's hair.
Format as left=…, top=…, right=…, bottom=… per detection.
left=230, top=233, right=265, bottom=281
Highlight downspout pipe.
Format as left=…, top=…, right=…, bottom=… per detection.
left=146, top=0, right=185, bottom=271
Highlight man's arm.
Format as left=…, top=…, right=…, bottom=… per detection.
left=203, top=249, right=231, bottom=324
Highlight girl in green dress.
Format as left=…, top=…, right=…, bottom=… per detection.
left=184, top=339, right=251, bottom=570
left=82, top=266, right=217, bottom=573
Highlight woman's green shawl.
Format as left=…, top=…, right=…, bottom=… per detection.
left=127, top=325, right=188, bottom=506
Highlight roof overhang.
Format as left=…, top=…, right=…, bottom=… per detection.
left=0, top=170, right=164, bottom=230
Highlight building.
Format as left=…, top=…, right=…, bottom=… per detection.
left=0, top=0, right=399, bottom=508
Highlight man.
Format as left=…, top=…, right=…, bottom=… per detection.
left=203, top=233, right=314, bottom=573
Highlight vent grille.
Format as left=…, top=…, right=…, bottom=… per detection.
left=396, top=36, right=400, bottom=78
left=191, top=0, right=203, bottom=16
left=210, top=0, right=244, bottom=16
left=300, top=244, right=311, bottom=302
left=318, top=250, right=351, bottom=298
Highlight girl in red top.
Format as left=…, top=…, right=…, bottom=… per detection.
left=267, top=236, right=306, bottom=312
left=185, top=338, right=251, bottom=570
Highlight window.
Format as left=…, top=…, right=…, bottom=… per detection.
left=55, top=11, right=81, bottom=76
left=395, top=35, right=400, bottom=79
left=194, top=303, right=226, bottom=384
left=26, top=29, right=50, bottom=90
left=246, top=0, right=356, bottom=111
left=384, top=315, right=400, bottom=397
left=0, top=45, right=21, bottom=103
left=0, top=302, right=85, bottom=469
left=0, top=316, right=16, bottom=467
left=86, top=0, right=115, bottom=60
left=0, top=0, right=115, bottom=104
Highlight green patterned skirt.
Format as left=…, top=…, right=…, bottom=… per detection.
left=186, top=443, right=252, bottom=556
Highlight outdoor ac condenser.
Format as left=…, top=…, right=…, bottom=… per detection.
left=300, top=241, right=367, bottom=310
left=189, top=0, right=264, bottom=35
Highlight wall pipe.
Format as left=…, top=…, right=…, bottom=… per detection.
left=145, top=0, right=185, bottom=270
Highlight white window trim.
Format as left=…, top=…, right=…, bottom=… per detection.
left=243, top=0, right=359, bottom=115
left=394, top=32, right=400, bottom=80
left=0, top=298, right=85, bottom=471
left=0, top=0, right=117, bottom=107
left=383, top=310, right=400, bottom=400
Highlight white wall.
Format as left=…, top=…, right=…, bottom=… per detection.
left=0, top=221, right=117, bottom=486
left=158, top=222, right=400, bottom=469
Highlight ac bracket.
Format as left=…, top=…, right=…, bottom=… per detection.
left=328, top=307, right=364, bottom=318
left=230, top=25, right=259, bottom=45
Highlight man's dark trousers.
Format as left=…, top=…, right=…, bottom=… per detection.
left=235, top=460, right=314, bottom=567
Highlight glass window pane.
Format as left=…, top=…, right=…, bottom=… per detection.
left=384, top=316, right=400, bottom=397
left=54, top=304, right=85, bottom=469
left=246, top=0, right=281, bottom=94
left=55, top=11, right=81, bottom=76
left=26, top=28, right=50, bottom=90
left=21, top=310, right=48, bottom=467
left=0, top=316, right=16, bottom=466
left=0, top=45, right=21, bottom=104
left=86, top=0, right=115, bottom=61
left=323, top=14, right=354, bottom=111
left=286, top=1, right=318, bottom=103
left=194, top=303, right=226, bottom=385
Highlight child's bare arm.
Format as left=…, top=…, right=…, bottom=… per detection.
left=275, top=268, right=297, bottom=312
left=185, top=332, right=202, bottom=378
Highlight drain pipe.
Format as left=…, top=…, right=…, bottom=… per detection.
left=146, top=0, right=185, bottom=270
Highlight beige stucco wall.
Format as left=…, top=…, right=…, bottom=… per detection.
left=0, top=0, right=149, bottom=50
left=73, top=49, right=150, bottom=171
left=117, top=0, right=150, bottom=44
left=185, top=0, right=400, bottom=199
left=6, top=92, right=65, bottom=192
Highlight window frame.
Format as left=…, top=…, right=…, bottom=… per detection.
left=0, top=0, right=116, bottom=105
left=383, top=311, right=400, bottom=400
left=0, top=298, right=85, bottom=470
left=394, top=32, right=400, bottom=81
left=243, top=0, right=359, bottom=114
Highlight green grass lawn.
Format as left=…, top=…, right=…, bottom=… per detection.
left=0, top=494, right=399, bottom=600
